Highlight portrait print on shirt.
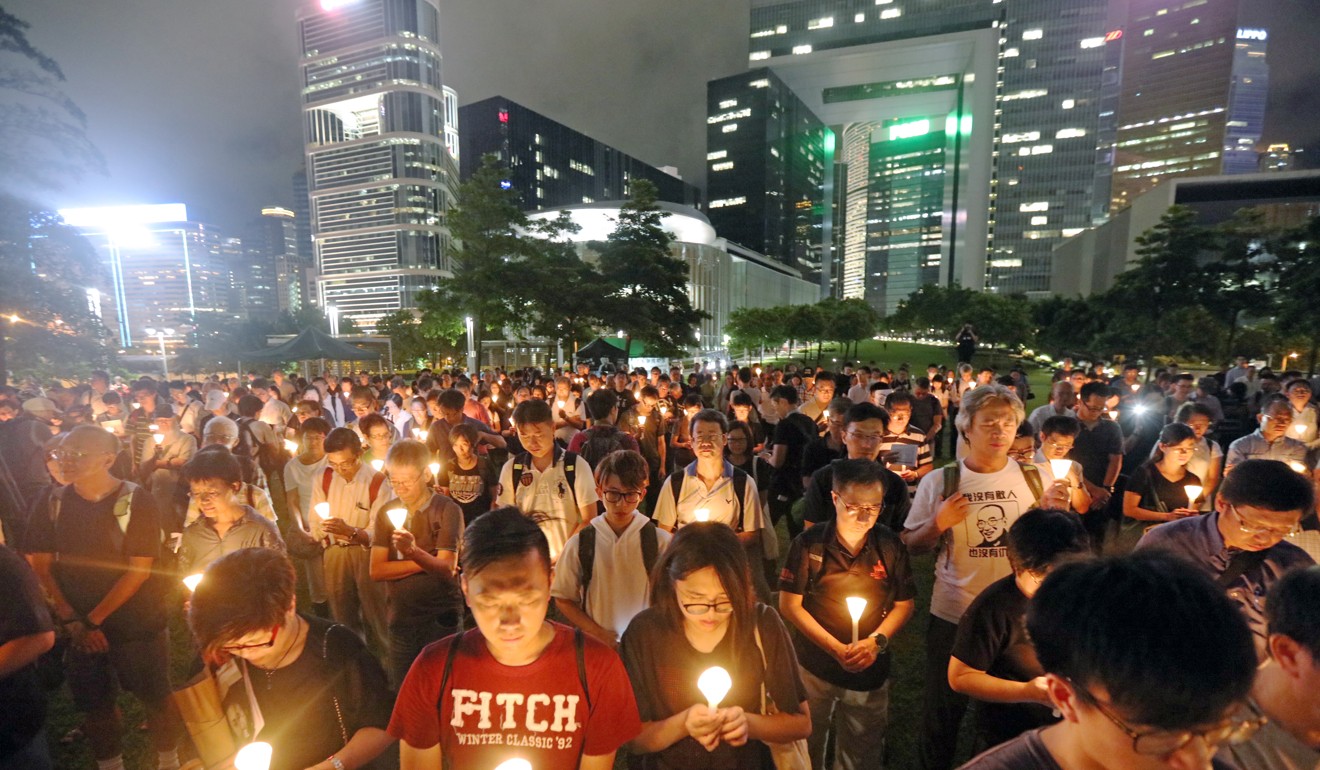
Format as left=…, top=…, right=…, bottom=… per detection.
left=963, top=492, right=1023, bottom=557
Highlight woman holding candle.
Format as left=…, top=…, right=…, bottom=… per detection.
left=1117, top=423, right=1203, bottom=553
left=189, top=548, right=395, bottom=770
left=433, top=423, right=498, bottom=527
left=621, top=522, right=810, bottom=769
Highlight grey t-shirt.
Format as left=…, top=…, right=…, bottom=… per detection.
left=960, top=728, right=1239, bottom=770
left=1220, top=716, right=1320, bottom=770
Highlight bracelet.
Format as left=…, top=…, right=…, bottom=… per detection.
left=328, top=756, right=346, bottom=770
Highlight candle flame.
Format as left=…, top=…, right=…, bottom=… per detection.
left=697, top=666, right=733, bottom=710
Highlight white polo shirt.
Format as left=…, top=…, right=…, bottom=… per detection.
left=309, top=463, right=393, bottom=541
left=653, top=460, right=764, bottom=533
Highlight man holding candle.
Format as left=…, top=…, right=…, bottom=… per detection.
left=312, top=427, right=393, bottom=652
left=1226, top=396, right=1311, bottom=477
left=780, top=458, right=917, bottom=769
left=390, top=506, right=641, bottom=770
left=1137, top=459, right=1315, bottom=656
left=653, top=409, right=764, bottom=542
left=369, top=439, right=463, bottom=687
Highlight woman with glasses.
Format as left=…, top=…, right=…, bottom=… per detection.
left=189, top=548, right=395, bottom=770
left=621, top=522, right=810, bottom=769
left=1115, top=423, right=1203, bottom=554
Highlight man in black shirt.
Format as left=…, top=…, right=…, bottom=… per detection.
left=766, top=385, right=818, bottom=539
left=961, top=551, right=1259, bottom=770
left=780, top=459, right=916, bottom=769
left=25, top=425, right=182, bottom=770
left=802, top=403, right=911, bottom=533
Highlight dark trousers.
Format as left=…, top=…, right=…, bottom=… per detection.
left=769, top=494, right=803, bottom=540
left=917, top=614, right=969, bottom=770
left=389, top=618, right=457, bottom=690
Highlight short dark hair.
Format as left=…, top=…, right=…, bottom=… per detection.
left=1006, top=509, right=1089, bottom=574
left=1260, top=394, right=1291, bottom=416
left=689, top=408, right=728, bottom=434
left=1267, top=566, right=1320, bottom=657
left=449, top=422, right=479, bottom=447
left=237, top=395, right=263, bottom=419
left=438, top=389, right=466, bottom=411
left=323, top=427, right=363, bottom=455
left=831, top=458, right=887, bottom=496
left=730, top=391, right=755, bottom=408
left=188, top=548, right=296, bottom=663
left=1220, top=459, right=1315, bottom=513
left=594, top=449, right=650, bottom=489
left=250, top=377, right=270, bottom=391
left=512, top=398, right=553, bottom=427
left=585, top=388, right=619, bottom=421
left=358, top=412, right=390, bottom=437
left=1040, top=415, right=1081, bottom=438
left=843, top=402, right=888, bottom=429
left=1078, top=381, right=1111, bottom=402
left=350, top=386, right=375, bottom=404
left=1174, top=401, right=1215, bottom=423
left=299, top=417, right=331, bottom=436
left=181, top=450, right=242, bottom=486
left=770, top=384, right=799, bottom=404
left=460, top=505, right=551, bottom=578
left=1028, top=550, right=1256, bottom=729
left=885, top=391, right=913, bottom=409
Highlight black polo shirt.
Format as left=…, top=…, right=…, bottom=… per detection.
left=779, top=519, right=916, bottom=690
left=1067, top=417, right=1123, bottom=486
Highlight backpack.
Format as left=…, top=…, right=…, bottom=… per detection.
left=940, top=462, right=1044, bottom=505
left=238, top=416, right=286, bottom=475
left=578, top=520, right=659, bottom=604
left=435, top=628, right=592, bottom=770
left=578, top=424, right=628, bottom=469
left=320, top=467, right=387, bottom=510
left=48, top=481, right=151, bottom=557
left=667, top=468, right=750, bottom=531
left=510, top=450, right=579, bottom=511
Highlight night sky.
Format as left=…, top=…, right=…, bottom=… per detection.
left=7, top=0, right=1318, bottom=231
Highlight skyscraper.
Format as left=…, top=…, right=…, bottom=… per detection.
left=1110, top=0, right=1268, bottom=209
left=58, top=204, right=231, bottom=348
left=240, top=207, right=305, bottom=322
left=705, top=69, right=831, bottom=288
left=723, top=0, right=1118, bottom=308
left=297, top=0, right=460, bottom=332
left=458, top=96, right=701, bottom=212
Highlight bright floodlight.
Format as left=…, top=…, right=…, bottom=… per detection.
left=182, top=574, right=203, bottom=592
left=234, top=741, right=273, bottom=770
left=697, top=666, right=733, bottom=709
left=386, top=508, right=407, bottom=530
left=1048, top=459, right=1071, bottom=482
left=59, top=203, right=188, bottom=228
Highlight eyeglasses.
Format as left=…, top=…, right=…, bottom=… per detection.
left=846, top=431, right=884, bottom=444
left=832, top=493, right=882, bottom=520
left=1071, top=681, right=1264, bottom=755
left=221, top=625, right=281, bottom=653
left=367, top=432, right=392, bottom=441
left=1007, top=447, right=1036, bottom=461
left=1043, top=440, right=1074, bottom=453
left=1227, top=506, right=1300, bottom=540
left=188, top=490, right=233, bottom=503
left=53, top=449, right=106, bottom=463
left=327, top=459, right=359, bottom=471
left=681, top=601, right=735, bottom=616
left=602, top=489, right=644, bottom=504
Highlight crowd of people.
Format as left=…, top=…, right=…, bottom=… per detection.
left=0, top=355, right=1317, bottom=770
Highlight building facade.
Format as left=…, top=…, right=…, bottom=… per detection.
left=1110, top=0, right=1268, bottom=209
left=239, top=207, right=310, bottom=322
left=297, top=0, right=460, bottom=332
left=458, top=96, right=702, bottom=212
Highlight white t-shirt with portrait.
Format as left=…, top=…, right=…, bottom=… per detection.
left=907, top=459, right=1042, bottom=624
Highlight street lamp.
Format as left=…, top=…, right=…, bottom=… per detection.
left=327, top=304, right=340, bottom=337
left=143, top=327, right=174, bottom=380
left=465, top=316, right=475, bottom=373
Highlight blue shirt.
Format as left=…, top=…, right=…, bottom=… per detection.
left=1137, top=511, right=1313, bottom=653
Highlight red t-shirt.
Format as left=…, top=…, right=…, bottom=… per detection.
left=389, top=622, right=641, bottom=768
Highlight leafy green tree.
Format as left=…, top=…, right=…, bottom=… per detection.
left=593, top=180, right=706, bottom=369
left=432, top=155, right=536, bottom=370
left=1207, top=208, right=1275, bottom=359
left=725, top=306, right=784, bottom=357
left=785, top=303, right=826, bottom=365
left=515, top=211, right=603, bottom=358
left=1273, top=215, right=1320, bottom=375
left=820, top=297, right=880, bottom=360
left=378, top=298, right=465, bottom=369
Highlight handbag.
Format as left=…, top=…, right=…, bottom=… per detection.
left=753, top=622, right=810, bottom=770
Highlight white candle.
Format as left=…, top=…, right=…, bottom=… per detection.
left=370, top=459, right=384, bottom=472
left=148, top=423, right=159, bottom=432
left=1183, top=485, right=1203, bottom=505
left=697, top=666, right=733, bottom=710
left=284, top=439, right=299, bottom=453
left=1048, top=459, right=1071, bottom=485
left=132, top=402, right=140, bottom=410
left=493, top=760, right=532, bottom=770
left=823, top=409, right=830, bottom=419
left=429, top=461, right=440, bottom=478
left=314, top=502, right=331, bottom=520
left=845, top=596, right=867, bottom=644
left=1294, top=424, right=1306, bottom=435
left=1107, top=410, right=1118, bottom=420
left=234, top=742, right=273, bottom=770
left=182, top=573, right=203, bottom=593
left=412, top=428, right=425, bottom=440
left=386, top=507, right=408, bottom=559
left=1289, top=461, right=1307, bottom=474
left=694, top=508, right=710, bottom=522
left=556, top=400, right=565, bottom=410
left=638, top=414, right=647, bottom=426
left=152, top=433, right=165, bottom=445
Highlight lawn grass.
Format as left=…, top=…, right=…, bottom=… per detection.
left=46, top=340, right=1050, bottom=769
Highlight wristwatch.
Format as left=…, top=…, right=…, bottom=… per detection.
left=872, top=632, right=889, bottom=654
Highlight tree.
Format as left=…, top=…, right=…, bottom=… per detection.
left=593, top=180, right=706, bottom=370
left=1206, top=208, right=1275, bottom=359
left=1273, top=215, right=1320, bottom=375
left=515, top=211, right=603, bottom=359
left=433, top=155, right=537, bottom=371
left=821, top=297, right=880, bottom=360
left=378, top=298, right=465, bottom=370
left=725, top=306, right=784, bottom=357
left=785, top=303, right=826, bottom=365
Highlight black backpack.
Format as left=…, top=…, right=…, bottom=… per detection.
left=237, top=417, right=286, bottom=476
left=667, top=467, right=750, bottom=531
left=578, top=424, right=629, bottom=469
left=578, top=520, right=660, bottom=603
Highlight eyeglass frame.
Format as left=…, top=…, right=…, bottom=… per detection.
left=681, top=601, right=735, bottom=616
left=1068, top=678, right=1265, bottom=756
left=1225, top=504, right=1301, bottom=541
left=601, top=489, right=645, bottom=504
left=830, top=491, right=882, bottom=520
left=220, top=624, right=281, bottom=653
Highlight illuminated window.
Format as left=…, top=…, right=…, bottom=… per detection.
left=1030, top=216, right=1048, bottom=225
left=749, top=79, right=770, bottom=88
left=1056, top=128, right=1087, bottom=139
left=1022, top=29, right=1043, bottom=40
left=711, top=161, right=734, bottom=171
left=707, top=150, right=727, bottom=160
left=1020, top=201, right=1049, bottom=212
left=750, top=51, right=770, bottom=61
left=792, top=44, right=813, bottom=54
left=709, top=197, right=746, bottom=209
left=808, top=17, right=834, bottom=29
left=1004, top=47, right=1020, bottom=57
left=1061, top=98, right=1075, bottom=109
left=880, top=8, right=902, bottom=19
left=1003, top=131, right=1041, bottom=143
left=719, top=99, right=738, bottom=109
left=855, top=12, right=865, bottom=22
left=722, top=123, right=738, bottom=133
left=1080, top=36, right=1106, bottom=48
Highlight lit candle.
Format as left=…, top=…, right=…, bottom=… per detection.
left=845, top=596, right=867, bottom=644
left=428, top=461, right=440, bottom=478
left=638, top=414, right=647, bottom=426
left=1107, top=410, right=1118, bottom=420
left=1129, top=384, right=1139, bottom=392
left=1289, top=461, right=1307, bottom=474
left=412, top=428, right=425, bottom=440
left=370, top=459, right=384, bottom=472
left=1183, top=485, right=1203, bottom=506
left=386, top=507, right=408, bottom=560
left=284, top=439, right=299, bottom=453
left=697, top=666, right=733, bottom=710
left=234, top=742, right=273, bottom=770
left=823, top=409, right=830, bottom=420
left=556, top=400, right=565, bottom=410
left=1048, top=459, right=1071, bottom=485
left=132, top=402, right=141, bottom=410
left=153, top=433, right=165, bottom=445
left=148, top=423, right=159, bottom=432
left=694, top=508, right=710, bottom=523
left=493, top=761, right=532, bottom=770
left=1294, top=424, right=1306, bottom=435
left=314, top=502, right=331, bottom=520
left=182, top=573, right=203, bottom=592
left=104, top=425, right=116, bottom=433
